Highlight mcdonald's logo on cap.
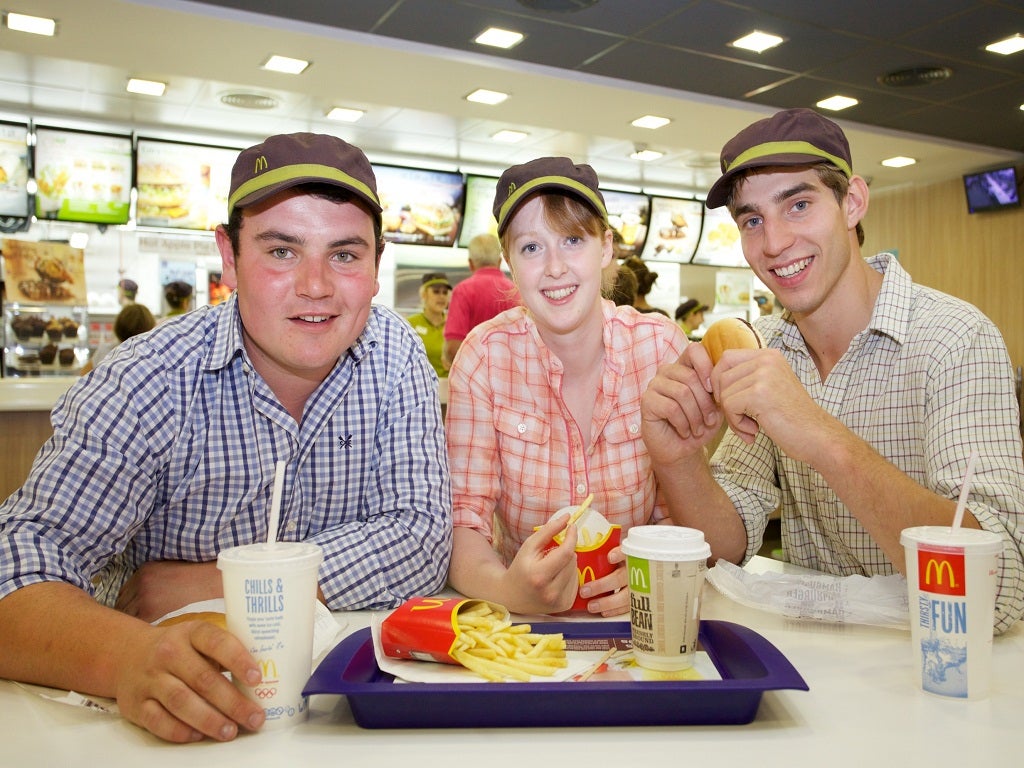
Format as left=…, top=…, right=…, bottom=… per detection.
left=254, top=155, right=268, bottom=174
left=917, top=550, right=965, bottom=597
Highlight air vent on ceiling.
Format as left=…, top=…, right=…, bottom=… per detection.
left=516, top=0, right=598, bottom=11
left=220, top=92, right=279, bottom=110
left=877, top=66, right=953, bottom=88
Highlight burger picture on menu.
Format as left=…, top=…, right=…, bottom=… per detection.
left=136, top=163, right=189, bottom=221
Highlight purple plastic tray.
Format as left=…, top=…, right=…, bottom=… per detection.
left=303, top=620, right=808, bottom=728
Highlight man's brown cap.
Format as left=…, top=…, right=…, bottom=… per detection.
left=228, top=132, right=382, bottom=226
left=706, top=108, right=853, bottom=209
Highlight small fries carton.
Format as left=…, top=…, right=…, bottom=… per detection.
left=544, top=505, right=622, bottom=611
left=380, top=596, right=508, bottom=665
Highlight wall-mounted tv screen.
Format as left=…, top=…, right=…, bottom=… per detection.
left=374, top=164, right=464, bottom=247
left=136, top=137, right=240, bottom=230
left=640, top=196, right=703, bottom=263
left=0, top=121, right=30, bottom=219
left=458, top=174, right=499, bottom=248
left=33, top=126, right=132, bottom=225
left=963, top=166, right=1020, bottom=214
left=691, top=204, right=746, bottom=268
left=603, top=189, right=650, bottom=258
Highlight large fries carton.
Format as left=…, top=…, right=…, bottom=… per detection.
left=542, top=506, right=622, bottom=612
left=381, top=597, right=508, bottom=665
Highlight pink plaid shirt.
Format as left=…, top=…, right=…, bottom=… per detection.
left=447, top=301, right=687, bottom=564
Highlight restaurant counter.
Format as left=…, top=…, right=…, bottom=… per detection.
left=2, top=557, right=1020, bottom=768
left=0, top=377, right=75, bottom=500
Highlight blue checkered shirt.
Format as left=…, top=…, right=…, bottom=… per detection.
left=0, top=296, right=452, bottom=610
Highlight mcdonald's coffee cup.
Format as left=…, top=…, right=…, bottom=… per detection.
left=218, top=541, right=323, bottom=729
left=621, top=526, right=711, bottom=671
left=900, top=526, right=1001, bottom=700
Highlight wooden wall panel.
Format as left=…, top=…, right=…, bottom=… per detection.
left=864, top=178, right=1023, bottom=370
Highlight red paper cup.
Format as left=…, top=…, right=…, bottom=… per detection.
left=380, top=596, right=508, bottom=665
left=570, top=525, right=622, bottom=610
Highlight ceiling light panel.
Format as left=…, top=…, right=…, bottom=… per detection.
left=474, top=27, right=524, bottom=49
left=731, top=30, right=784, bottom=53
left=5, top=12, right=56, bottom=36
left=326, top=107, right=364, bottom=122
left=127, top=78, right=166, bottom=96
left=631, top=115, right=671, bottom=130
left=985, top=34, right=1024, bottom=55
left=262, top=55, right=310, bottom=74
left=491, top=129, right=528, bottom=143
left=466, top=89, right=509, bottom=105
left=816, top=95, right=858, bottom=111
left=881, top=156, right=916, bottom=168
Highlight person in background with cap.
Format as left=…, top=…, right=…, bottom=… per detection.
left=446, top=157, right=687, bottom=616
left=674, top=298, right=709, bottom=340
left=0, top=133, right=452, bottom=742
left=162, top=279, right=194, bottom=317
left=406, top=271, right=451, bottom=378
left=642, top=108, right=1023, bottom=633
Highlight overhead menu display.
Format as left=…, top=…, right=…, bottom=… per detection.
left=641, top=196, right=703, bottom=263
left=33, top=126, right=132, bottom=225
left=375, top=164, right=464, bottom=247
left=691, top=205, right=746, bottom=268
left=603, top=190, right=650, bottom=258
left=0, top=122, right=30, bottom=218
left=135, top=138, right=239, bottom=230
left=457, top=174, right=499, bottom=247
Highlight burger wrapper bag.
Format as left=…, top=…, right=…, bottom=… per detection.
left=380, top=596, right=509, bottom=665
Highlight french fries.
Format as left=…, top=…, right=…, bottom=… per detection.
left=553, top=493, right=594, bottom=545
left=449, top=602, right=567, bottom=682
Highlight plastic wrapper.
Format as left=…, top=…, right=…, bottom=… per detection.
left=706, top=560, right=909, bottom=629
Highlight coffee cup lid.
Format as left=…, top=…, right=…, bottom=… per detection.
left=621, top=525, right=711, bottom=560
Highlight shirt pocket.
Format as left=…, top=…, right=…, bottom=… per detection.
left=494, top=405, right=552, bottom=496
left=600, top=412, right=649, bottom=496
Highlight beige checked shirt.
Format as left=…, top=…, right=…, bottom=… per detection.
left=713, top=253, right=1024, bottom=633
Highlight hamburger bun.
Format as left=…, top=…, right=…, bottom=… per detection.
left=156, top=610, right=227, bottom=630
left=701, top=317, right=763, bottom=365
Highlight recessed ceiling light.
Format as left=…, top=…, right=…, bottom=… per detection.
left=630, top=148, right=663, bottom=162
left=69, top=232, right=89, bottom=250
left=466, top=89, right=509, bottom=105
left=985, top=33, right=1024, bottom=55
left=631, top=115, right=671, bottom=130
left=731, top=30, right=784, bottom=54
left=881, top=156, right=916, bottom=168
left=5, top=12, right=56, bottom=36
left=326, top=107, right=364, bottom=123
left=262, top=55, right=310, bottom=75
left=474, top=27, right=524, bottom=49
left=816, top=95, right=858, bottom=111
left=491, top=129, right=528, bottom=143
left=127, top=78, right=166, bottom=96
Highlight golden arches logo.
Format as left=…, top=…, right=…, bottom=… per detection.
left=629, top=566, right=648, bottom=591
left=918, top=552, right=965, bottom=597
left=258, top=658, right=279, bottom=681
left=254, top=155, right=268, bottom=173
left=410, top=598, right=447, bottom=611
left=577, top=566, right=597, bottom=586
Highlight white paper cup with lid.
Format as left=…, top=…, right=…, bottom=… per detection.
left=900, top=525, right=1001, bottom=700
left=620, top=526, right=712, bottom=671
left=217, top=541, right=323, bottom=729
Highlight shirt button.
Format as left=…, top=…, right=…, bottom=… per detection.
left=576, top=483, right=587, bottom=494
left=517, top=423, right=527, bottom=434
left=285, top=521, right=297, bottom=532
left=629, top=423, right=639, bottom=435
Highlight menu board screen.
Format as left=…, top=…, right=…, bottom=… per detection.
left=136, top=137, right=239, bottom=230
left=640, top=196, right=703, bottom=263
left=33, top=126, right=132, bottom=225
left=375, top=164, right=464, bottom=247
left=692, top=205, right=746, bottom=268
left=0, top=121, right=30, bottom=218
left=457, top=174, right=499, bottom=247
left=603, top=189, right=650, bottom=258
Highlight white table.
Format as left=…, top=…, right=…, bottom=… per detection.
left=3, top=557, right=1021, bottom=768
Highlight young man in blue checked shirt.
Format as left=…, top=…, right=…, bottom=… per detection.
left=0, top=133, right=452, bottom=743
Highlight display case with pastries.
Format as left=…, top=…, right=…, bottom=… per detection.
left=3, top=304, right=88, bottom=377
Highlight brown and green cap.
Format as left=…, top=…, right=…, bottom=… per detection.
left=421, top=272, right=452, bottom=290
left=706, top=108, right=853, bottom=209
left=228, top=132, right=382, bottom=226
left=493, top=156, right=608, bottom=235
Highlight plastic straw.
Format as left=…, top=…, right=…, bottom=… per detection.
left=951, top=450, right=979, bottom=530
left=267, top=460, right=286, bottom=544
